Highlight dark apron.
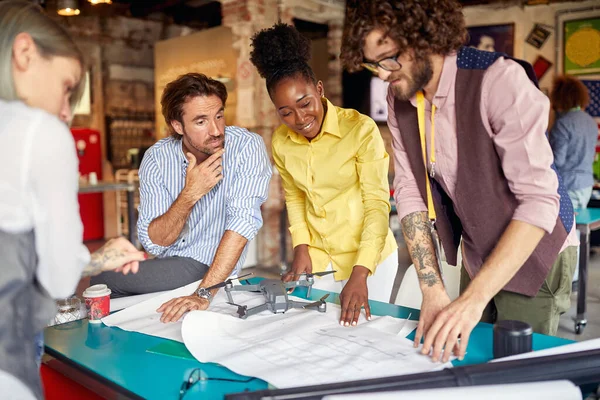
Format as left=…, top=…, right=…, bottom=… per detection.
left=0, top=230, right=56, bottom=399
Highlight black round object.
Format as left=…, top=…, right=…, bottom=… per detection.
left=493, top=320, right=533, bottom=359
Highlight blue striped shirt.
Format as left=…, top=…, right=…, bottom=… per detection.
left=137, top=126, right=272, bottom=274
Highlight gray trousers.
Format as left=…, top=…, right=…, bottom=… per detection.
left=91, top=257, right=209, bottom=298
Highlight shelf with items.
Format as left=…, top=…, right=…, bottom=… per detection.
left=106, top=110, right=156, bottom=170
left=114, top=169, right=140, bottom=245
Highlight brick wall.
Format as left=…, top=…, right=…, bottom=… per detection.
left=221, top=0, right=346, bottom=268
left=222, top=0, right=287, bottom=268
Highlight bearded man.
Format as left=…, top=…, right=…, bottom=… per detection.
left=341, top=0, right=577, bottom=362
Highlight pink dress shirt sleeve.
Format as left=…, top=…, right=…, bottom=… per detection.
left=481, top=58, right=560, bottom=234
left=387, top=87, right=428, bottom=221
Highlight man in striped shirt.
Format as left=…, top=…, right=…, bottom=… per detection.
left=92, top=73, right=272, bottom=322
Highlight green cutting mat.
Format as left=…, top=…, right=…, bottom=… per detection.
left=146, top=340, right=195, bottom=361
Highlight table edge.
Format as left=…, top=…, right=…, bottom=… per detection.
left=43, top=345, right=144, bottom=400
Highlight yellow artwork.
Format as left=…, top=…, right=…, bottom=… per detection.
left=564, top=18, right=600, bottom=75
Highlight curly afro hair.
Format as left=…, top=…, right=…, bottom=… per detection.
left=250, top=23, right=317, bottom=95
left=341, top=0, right=467, bottom=72
left=551, top=75, right=590, bottom=112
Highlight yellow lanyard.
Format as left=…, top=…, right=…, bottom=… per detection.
left=416, top=90, right=437, bottom=222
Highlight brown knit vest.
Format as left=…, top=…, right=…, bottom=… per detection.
left=393, top=59, right=568, bottom=297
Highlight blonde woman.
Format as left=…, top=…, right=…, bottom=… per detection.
left=0, top=1, right=145, bottom=397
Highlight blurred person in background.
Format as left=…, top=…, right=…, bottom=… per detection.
left=550, top=75, right=598, bottom=209
left=0, top=1, right=145, bottom=398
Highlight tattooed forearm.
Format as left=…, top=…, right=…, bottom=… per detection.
left=82, top=248, right=121, bottom=277
left=82, top=255, right=103, bottom=277
left=401, top=211, right=444, bottom=290
left=419, top=272, right=440, bottom=287
left=412, top=242, right=435, bottom=270
left=401, top=211, right=432, bottom=241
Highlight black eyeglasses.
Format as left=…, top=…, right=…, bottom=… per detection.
left=362, top=51, right=403, bottom=75
left=179, top=368, right=257, bottom=399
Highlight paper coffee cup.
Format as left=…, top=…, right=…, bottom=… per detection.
left=83, top=284, right=111, bottom=323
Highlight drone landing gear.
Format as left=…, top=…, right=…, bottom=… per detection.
left=228, top=302, right=270, bottom=319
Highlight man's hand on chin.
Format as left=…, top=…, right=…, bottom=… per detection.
left=157, top=295, right=210, bottom=323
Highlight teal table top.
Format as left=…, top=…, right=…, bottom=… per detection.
left=575, top=207, right=600, bottom=225
left=44, top=280, right=573, bottom=400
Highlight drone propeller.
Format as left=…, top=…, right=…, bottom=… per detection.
left=205, top=273, right=254, bottom=291
left=285, top=270, right=337, bottom=278
left=302, top=294, right=329, bottom=309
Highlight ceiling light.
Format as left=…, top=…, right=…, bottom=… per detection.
left=88, top=0, right=113, bottom=4
left=57, top=0, right=81, bottom=16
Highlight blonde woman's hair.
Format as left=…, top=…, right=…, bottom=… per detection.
left=0, top=0, right=86, bottom=107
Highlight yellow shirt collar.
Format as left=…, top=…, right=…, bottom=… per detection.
left=286, top=98, right=341, bottom=143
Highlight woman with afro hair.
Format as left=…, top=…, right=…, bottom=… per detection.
left=250, top=23, right=398, bottom=327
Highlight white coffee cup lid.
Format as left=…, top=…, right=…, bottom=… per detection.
left=83, top=284, right=111, bottom=298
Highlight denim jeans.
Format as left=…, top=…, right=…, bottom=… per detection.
left=568, top=186, right=593, bottom=209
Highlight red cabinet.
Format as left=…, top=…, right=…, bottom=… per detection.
left=72, top=128, right=104, bottom=241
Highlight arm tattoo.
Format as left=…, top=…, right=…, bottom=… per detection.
left=401, top=211, right=443, bottom=289
left=82, top=248, right=122, bottom=277
left=419, top=272, right=440, bottom=287
left=401, top=212, right=432, bottom=241
left=412, top=242, right=435, bottom=270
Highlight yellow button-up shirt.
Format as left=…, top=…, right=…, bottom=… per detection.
left=272, top=98, right=397, bottom=281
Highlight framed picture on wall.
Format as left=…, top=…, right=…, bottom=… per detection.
left=525, top=24, right=552, bottom=49
left=467, top=23, right=515, bottom=56
left=532, top=55, right=553, bottom=80
left=563, top=17, right=600, bottom=75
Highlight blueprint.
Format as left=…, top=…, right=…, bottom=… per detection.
left=182, top=304, right=448, bottom=388
left=101, top=279, right=277, bottom=342
left=102, top=279, right=418, bottom=343
left=102, top=278, right=443, bottom=388
left=102, top=280, right=198, bottom=342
